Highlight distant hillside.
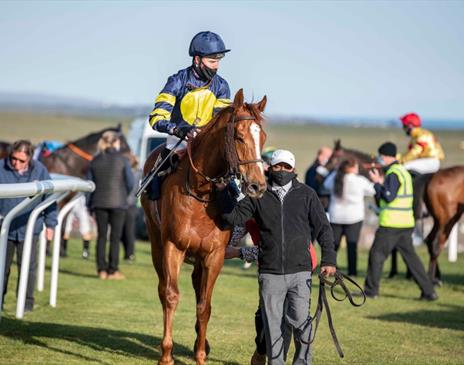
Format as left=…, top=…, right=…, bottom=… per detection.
left=1, top=91, right=463, bottom=130
left=0, top=91, right=150, bottom=119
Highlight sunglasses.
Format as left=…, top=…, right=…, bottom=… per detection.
left=11, top=156, right=28, bottom=163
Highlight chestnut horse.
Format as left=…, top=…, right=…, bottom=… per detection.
left=423, top=165, right=464, bottom=283
left=141, top=89, right=267, bottom=365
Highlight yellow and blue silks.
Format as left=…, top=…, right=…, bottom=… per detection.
left=149, top=67, right=231, bottom=132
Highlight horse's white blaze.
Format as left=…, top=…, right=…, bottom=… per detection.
left=250, top=122, right=264, bottom=174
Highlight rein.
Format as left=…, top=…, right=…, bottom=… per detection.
left=67, top=143, right=94, bottom=161
left=305, top=271, right=366, bottom=358
left=185, top=113, right=263, bottom=202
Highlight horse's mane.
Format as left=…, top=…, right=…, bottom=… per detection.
left=343, top=147, right=373, bottom=162
left=191, top=102, right=264, bottom=150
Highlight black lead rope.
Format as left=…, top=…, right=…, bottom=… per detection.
left=305, top=271, right=366, bottom=358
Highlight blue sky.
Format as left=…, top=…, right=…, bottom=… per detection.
left=1, top=0, right=464, bottom=120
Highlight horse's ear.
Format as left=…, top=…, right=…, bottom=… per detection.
left=257, top=95, right=267, bottom=112
left=233, top=89, right=244, bottom=108
left=116, top=123, right=122, bottom=131
left=334, top=139, right=341, bottom=150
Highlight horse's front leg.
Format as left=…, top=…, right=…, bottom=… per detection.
left=192, top=261, right=210, bottom=356
left=159, top=241, right=185, bottom=365
left=194, top=249, right=225, bottom=365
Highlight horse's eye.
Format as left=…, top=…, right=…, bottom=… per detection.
left=235, top=135, right=245, bottom=143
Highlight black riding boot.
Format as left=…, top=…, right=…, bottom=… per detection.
left=147, top=148, right=171, bottom=201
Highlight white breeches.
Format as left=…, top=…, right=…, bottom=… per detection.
left=403, top=158, right=441, bottom=174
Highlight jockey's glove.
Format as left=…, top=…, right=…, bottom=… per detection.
left=173, top=124, right=195, bottom=140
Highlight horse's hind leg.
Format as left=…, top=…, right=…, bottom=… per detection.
left=194, top=250, right=224, bottom=365
left=434, top=206, right=464, bottom=284
left=159, top=241, right=185, bottom=365
left=425, top=218, right=440, bottom=283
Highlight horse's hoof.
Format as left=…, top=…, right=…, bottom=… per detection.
left=195, top=352, right=207, bottom=365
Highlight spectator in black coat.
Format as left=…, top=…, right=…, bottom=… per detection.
left=88, top=132, right=134, bottom=280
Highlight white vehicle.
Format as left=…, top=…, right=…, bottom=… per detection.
left=127, top=117, right=167, bottom=240
left=127, top=117, right=167, bottom=167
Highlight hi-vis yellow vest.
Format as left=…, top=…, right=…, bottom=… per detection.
left=379, top=164, right=414, bottom=228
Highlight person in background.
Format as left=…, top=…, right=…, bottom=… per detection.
left=88, top=131, right=134, bottom=280
left=305, top=146, right=332, bottom=190
left=323, top=158, right=375, bottom=276
left=121, top=159, right=142, bottom=261
left=305, top=146, right=333, bottom=210
left=0, top=140, right=57, bottom=312
left=221, top=149, right=337, bottom=365
left=365, top=142, right=437, bottom=300
left=62, top=194, right=93, bottom=259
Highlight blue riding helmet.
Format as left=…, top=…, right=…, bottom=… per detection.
left=189, top=31, right=230, bottom=57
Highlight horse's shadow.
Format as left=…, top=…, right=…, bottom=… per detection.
left=367, top=303, right=464, bottom=331
left=0, top=317, right=240, bottom=365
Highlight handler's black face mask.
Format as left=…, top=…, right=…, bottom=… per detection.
left=269, top=171, right=296, bottom=186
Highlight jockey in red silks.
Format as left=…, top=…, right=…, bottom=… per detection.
left=399, top=113, right=445, bottom=174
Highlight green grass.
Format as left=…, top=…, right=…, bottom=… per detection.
left=0, top=111, right=463, bottom=364
left=0, top=240, right=463, bottom=365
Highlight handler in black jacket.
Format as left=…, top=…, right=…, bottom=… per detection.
left=222, top=149, right=336, bottom=365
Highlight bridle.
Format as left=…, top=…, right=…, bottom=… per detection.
left=185, top=111, right=264, bottom=202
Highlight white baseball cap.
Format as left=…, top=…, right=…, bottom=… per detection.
left=270, top=149, right=295, bottom=168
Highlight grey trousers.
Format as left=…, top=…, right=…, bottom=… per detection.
left=259, top=271, right=312, bottom=365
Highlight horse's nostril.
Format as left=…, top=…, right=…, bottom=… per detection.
left=247, top=183, right=259, bottom=194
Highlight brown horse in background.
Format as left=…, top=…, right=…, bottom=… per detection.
left=40, top=124, right=135, bottom=178
left=423, top=165, right=464, bottom=283
left=141, top=89, right=267, bottom=365
left=324, top=139, right=377, bottom=178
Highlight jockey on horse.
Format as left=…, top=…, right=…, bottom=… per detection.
left=146, top=31, right=231, bottom=200
left=399, top=112, right=445, bottom=175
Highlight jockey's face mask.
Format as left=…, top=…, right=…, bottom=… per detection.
left=403, top=125, right=412, bottom=136
left=193, top=56, right=222, bottom=82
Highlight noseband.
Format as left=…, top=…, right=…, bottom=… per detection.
left=186, top=111, right=264, bottom=202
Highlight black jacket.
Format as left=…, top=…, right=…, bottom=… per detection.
left=88, top=149, right=134, bottom=210
left=222, top=179, right=337, bottom=274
